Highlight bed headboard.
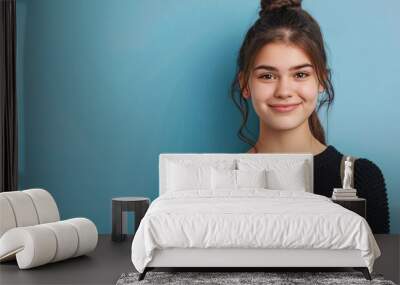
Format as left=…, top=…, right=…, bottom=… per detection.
left=159, top=153, right=313, bottom=196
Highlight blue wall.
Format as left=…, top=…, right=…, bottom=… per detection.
left=16, top=0, right=400, bottom=234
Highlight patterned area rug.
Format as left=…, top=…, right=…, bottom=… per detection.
left=116, top=271, right=397, bottom=285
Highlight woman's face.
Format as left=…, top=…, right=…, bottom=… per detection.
left=241, top=42, right=324, bottom=131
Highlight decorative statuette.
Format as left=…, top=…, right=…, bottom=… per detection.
left=342, top=156, right=353, bottom=189
left=332, top=156, right=358, bottom=200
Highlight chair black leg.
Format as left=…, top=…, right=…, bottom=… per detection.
left=354, top=267, right=371, bottom=280
left=138, top=268, right=148, bottom=281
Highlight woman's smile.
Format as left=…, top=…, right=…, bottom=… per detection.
left=269, top=102, right=302, bottom=113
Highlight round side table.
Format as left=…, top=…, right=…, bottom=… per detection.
left=112, top=197, right=150, bottom=242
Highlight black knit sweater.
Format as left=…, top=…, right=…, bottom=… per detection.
left=314, top=145, right=390, bottom=233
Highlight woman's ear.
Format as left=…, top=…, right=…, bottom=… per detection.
left=318, top=84, right=324, bottom=95
left=238, top=72, right=250, bottom=99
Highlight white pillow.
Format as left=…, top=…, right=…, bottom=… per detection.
left=211, top=168, right=236, bottom=190
left=166, top=159, right=236, bottom=192
left=211, top=168, right=267, bottom=190
left=167, top=162, right=212, bottom=191
left=237, top=158, right=310, bottom=192
left=236, top=169, right=267, bottom=188
left=265, top=166, right=307, bottom=191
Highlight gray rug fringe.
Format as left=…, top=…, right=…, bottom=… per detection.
left=116, top=271, right=396, bottom=285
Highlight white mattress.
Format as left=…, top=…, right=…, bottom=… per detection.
left=131, top=189, right=381, bottom=273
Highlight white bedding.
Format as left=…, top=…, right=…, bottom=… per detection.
left=131, top=189, right=380, bottom=273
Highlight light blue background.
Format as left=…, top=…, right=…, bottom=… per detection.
left=16, top=0, right=400, bottom=234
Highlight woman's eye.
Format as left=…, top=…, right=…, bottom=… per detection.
left=260, top=73, right=276, bottom=80
left=295, top=72, right=309, bottom=79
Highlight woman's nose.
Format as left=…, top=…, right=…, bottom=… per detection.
left=274, top=77, right=293, bottom=99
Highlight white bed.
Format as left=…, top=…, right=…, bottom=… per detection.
left=131, top=153, right=381, bottom=281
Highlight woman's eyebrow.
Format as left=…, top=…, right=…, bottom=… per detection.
left=253, top=63, right=313, bottom=71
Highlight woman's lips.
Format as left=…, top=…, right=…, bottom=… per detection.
left=269, top=103, right=301, bottom=112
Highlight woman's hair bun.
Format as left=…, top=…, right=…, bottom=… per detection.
left=260, top=0, right=302, bottom=16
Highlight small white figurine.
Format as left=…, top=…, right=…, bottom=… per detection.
left=342, top=156, right=353, bottom=189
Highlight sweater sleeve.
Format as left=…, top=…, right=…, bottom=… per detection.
left=354, top=158, right=390, bottom=233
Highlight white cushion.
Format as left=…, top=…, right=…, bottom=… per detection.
left=23, top=189, right=60, bottom=224
left=0, top=196, right=17, bottom=237
left=0, top=189, right=60, bottom=237
left=211, top=168, right=236, bottom=190
left=0, top=225, right=57, bottom=268
left=167, top=162, right=212, bottom=191
left=237, top=159, right=309, bottom=192
left=0, top=218, right=97, bottom=269
left=166, top=159, right=236, bottom=192
left=211, top=169, right=267, bottom=190
left=0, top=191, right=39, bottom=227
left=42, top=221, right=79, bottom=262
left=236, top=169, right=267, bottom=188
left=63, top=218, right=98, bottom=257
left=266, top=168, right=307, bottom=191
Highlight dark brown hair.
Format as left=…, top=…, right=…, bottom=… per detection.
left=230, top=0, right=334, bottom=147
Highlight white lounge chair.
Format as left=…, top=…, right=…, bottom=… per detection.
left=0, top=188, right=98, bottom=269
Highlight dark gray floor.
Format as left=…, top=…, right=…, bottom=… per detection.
left=373, top=234, right=400, bottom=284
left=1, top=234, right=399, bottom=285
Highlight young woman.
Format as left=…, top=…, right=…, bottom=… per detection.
left=230, top=0, right=390, bottom=233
